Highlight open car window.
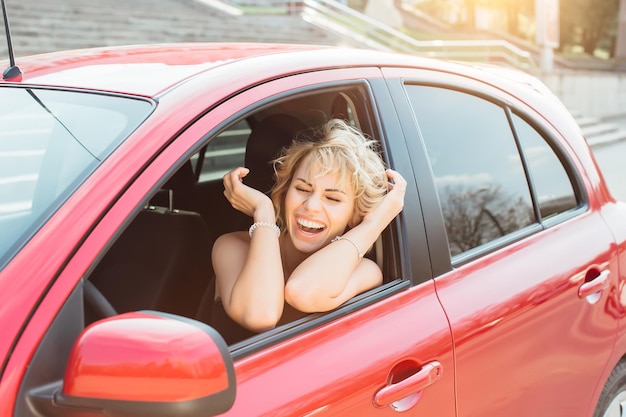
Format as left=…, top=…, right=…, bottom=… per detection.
left=84, top=83, right=406, bottom=353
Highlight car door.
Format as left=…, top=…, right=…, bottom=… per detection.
left=384, top=67, right=620, bottom=416
left=10, top=68, right=456, bottom=417
left=193, top=70, right=456, bottom=417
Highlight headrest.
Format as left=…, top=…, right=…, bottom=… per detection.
left=163, top=160, right=195, bottom=192
left=244, top=114, right=307, bottom=194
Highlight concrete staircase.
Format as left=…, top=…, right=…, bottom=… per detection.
left=3, top=0, right=625, bottom=151
left=0, top=0, right=341, bottom=58
left=575, top=114, right=626, bottom=149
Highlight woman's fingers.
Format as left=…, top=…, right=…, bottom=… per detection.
left=386, top=169, right=406, bottom=193
left=223, top=167, right=270, bottom=218
left=224, top=167, right=249, bottom=190
left=383, top=169, right=406, bottom=215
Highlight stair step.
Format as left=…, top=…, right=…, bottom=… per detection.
left=587, top=129, right=626, bottom=148
left=575, top=115, right=602, bottom=128
left=2, top=0, right=337, bottom=58
left=582, top=123, right=619, bottom=137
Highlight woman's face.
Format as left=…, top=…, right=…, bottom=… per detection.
left=284, top=160, right=356, bottom=255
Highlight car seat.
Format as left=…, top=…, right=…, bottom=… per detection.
left=222, top=114, right=308, bottom=234
left=243, top=113, right=308, bottom=194
left=88, top=161, right=213, bottom=319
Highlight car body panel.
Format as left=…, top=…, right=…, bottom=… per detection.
left=435, top=212, right=619, bottom=416
left=226, top=283, right=455, bottom=416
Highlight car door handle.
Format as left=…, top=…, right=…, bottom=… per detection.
left=373, top=361, right=443, bottom=408
left=578, top=269, right=610, bottom=299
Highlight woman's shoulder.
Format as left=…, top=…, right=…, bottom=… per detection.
left=212, top=231, right=251, bottom=270
left=214, top=231, right=250, bottom=250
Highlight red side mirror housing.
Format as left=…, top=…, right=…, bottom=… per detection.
left=30, top=311, right=235, bottom=417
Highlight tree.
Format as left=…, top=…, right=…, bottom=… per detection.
left=615, top=0, right=626, bottom=60
left=483, top=0, right=534, bottom=37
left=409, top=0, right=622, bottom=57
left=559, top=0, right=619, bottom=55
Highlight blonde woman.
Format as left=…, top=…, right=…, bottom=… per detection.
left=211, top=119, right=406, bottom=342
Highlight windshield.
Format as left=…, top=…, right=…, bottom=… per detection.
left=0, top=87, right=153, bottom=268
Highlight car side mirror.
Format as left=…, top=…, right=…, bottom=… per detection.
left=27, top=311, right=235, bottom=417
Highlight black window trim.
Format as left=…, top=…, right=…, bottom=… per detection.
left=506, top=106, right=589, bottom=217
left=396, top=78, right=588, bottom=270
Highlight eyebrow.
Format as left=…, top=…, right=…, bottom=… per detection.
left=295, top=178, right=347, bottom=195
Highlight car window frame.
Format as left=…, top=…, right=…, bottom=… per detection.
left=78, top=70, right=422, bottom=358
left=182, top=80, right=416, bottom=357
left=382, top=67, right=588, bottom=273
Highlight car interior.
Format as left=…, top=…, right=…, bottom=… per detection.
left=83, top=84, right=403, bottom=345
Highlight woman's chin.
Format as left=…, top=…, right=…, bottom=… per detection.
left=290, top=229, right=328, bottom=254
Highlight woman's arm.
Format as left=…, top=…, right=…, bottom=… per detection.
left=285, top=169, right=406, bottom=312
left=213, top=167, right=285, bottom=332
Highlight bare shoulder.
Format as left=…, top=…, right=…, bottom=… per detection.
left=213, top=231, right=250, bottom=253
left=212, top=231, right=251, bottom=271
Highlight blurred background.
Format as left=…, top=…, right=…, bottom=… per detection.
left=0, top=0, right=624, bottom=199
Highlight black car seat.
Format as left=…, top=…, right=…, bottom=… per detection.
left=222, top=114, right=308, bottom=234
left=243, top=113, right=308, bottom=194
left=88, top=161, right=213, bottom=319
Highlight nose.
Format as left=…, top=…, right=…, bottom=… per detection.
left=304, top=192, right=322, bottom=212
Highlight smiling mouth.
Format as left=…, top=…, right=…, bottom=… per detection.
left=297, top=218, right=326, bottom=234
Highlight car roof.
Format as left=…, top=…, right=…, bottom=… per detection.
left=0, top=43, right=341, bottom=96
left=1, top=42, right=560, bottom=125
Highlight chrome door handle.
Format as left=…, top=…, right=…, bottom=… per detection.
left=578, top=270, right=610, bottom=300
left=373, top=361, right=443, bottom=408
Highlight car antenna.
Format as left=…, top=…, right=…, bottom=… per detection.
left=1, top=0, right=22, bottom=80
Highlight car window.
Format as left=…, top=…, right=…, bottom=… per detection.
left=86, top=84, right=406, bottom=349
left=511, top=113, right=579, bottom=219
left=404, top=85, right=536, bottom=257
left=0, top=87, right=152, bottom=268
left=191, top=119, right=249, bottom=182
left=192, top=90, right=368, bottom=185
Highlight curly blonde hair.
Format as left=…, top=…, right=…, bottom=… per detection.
left=270, top=119, right=388, bottom=230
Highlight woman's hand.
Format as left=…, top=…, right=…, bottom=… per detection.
left=223, top=167, right=274, bottom=221
left=363, top=169, right=406, bottom=225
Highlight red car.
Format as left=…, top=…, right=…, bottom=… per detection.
left=1, top=43, right=625, bottom=417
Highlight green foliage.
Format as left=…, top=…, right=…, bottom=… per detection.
left=559, top=0, right=619, bottom=55
left=410, top=0, right=621, bottom=57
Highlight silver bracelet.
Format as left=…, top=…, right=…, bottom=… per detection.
left=249, top=221, right=281, bottom=238
left=332, top=235, right=364, bottom=259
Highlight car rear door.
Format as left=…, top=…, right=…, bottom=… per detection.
left=384, top=67, right=620, bottom=416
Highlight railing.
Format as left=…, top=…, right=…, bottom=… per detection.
left=204, top=0, right=304, bottom=14
left=204, top=0, right=535, bottom=70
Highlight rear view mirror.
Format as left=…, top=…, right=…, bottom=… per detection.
left=28, top=311, right=235, bottom=417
